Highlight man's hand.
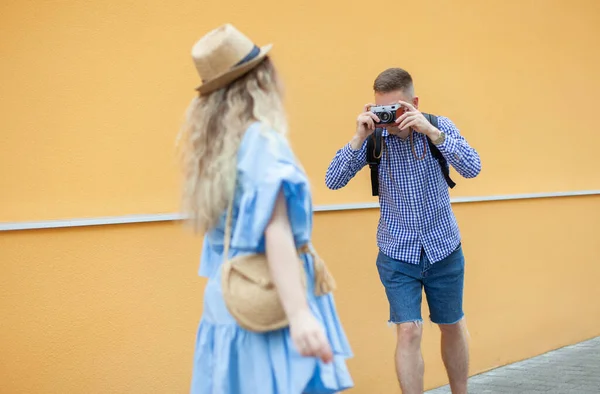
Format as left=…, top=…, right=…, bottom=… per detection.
left=395, top=101, right=441, bottom=140
left=350, top=103, right=380, bottom=150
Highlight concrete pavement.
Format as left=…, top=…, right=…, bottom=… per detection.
left=426, top=336, right=600, bottom=393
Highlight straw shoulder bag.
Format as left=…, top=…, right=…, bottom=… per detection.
left=220, top=184, right=337, bottom=333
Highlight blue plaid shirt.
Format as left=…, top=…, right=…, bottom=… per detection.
left=325, top=116, right=481, bottom=264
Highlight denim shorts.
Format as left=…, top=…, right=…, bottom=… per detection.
left=375, top=243, right=465, bottom=325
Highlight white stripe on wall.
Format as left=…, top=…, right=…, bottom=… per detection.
left=1, top=190, right=599, bottom=232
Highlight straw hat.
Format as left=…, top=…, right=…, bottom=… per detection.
left=191, top=24, right=272, bottom=94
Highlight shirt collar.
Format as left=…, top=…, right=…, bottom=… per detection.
left=382, top=127, right=411, bottom=142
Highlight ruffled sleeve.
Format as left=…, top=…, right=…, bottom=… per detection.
left=230, top=123, right=312, bottom=252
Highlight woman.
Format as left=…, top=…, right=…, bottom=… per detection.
left=177, top=24, right=353, bottom=394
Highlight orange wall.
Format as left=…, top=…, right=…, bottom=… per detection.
left=2, top=196, right=600, bottom=393
left=2, top=0, right=600, bottom=393
left=2, top=0, right=600, bottom=221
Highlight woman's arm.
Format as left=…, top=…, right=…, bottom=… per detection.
left=265, top=189, right=333, bottom=363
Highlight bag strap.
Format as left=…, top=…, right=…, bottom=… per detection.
left=222, top=172, right=237, bottom=261
left=366, top=128, right=384, bottom=196
left=422, top=113, right=456, bottom=189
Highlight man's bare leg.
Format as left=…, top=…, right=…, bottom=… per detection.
left=395, top=321, right=424, bottom=394
left=439, top=318, right=469, bottom=394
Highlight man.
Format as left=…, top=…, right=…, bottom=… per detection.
left=325, top=68, right=481, bottom=394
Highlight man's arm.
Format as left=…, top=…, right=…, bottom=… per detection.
left=429, top=116, right=481, bottom=179
left=395, top=101, right=481, bottom=179
left=326, top=103, right=381, bottom=189
left=325, top=137, right=368, bottom=190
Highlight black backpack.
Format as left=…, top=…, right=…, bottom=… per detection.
left=366, top=113, right=456, bottom=196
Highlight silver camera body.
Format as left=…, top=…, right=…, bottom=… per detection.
left=370, top=104, right=402, bottom=125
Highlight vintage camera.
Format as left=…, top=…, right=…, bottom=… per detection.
left=370, top=104, right=404, bottom=125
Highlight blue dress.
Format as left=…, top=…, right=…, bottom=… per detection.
left=190, top=122, right=354, bottom=394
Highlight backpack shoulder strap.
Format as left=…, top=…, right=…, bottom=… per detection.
left=423, top=113, right=456, bottom=189
left=366, top=128, right=384, bottom=196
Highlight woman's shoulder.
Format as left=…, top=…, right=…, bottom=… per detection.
left=238, top=121, right=296, bottom=173
left=240, top=121, right=291, bottom=154
left=230, top=122, right=313, bottom=252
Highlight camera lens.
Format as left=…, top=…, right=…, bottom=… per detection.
left=380, top=111, right=391, bottom=122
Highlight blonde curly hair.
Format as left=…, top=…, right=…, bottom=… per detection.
left=177, top=57, right=288, bottom=232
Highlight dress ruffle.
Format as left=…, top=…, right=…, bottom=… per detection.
left=230, top=156, right=311, bottom=253
left=192, top=252, right=353, bottom=394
